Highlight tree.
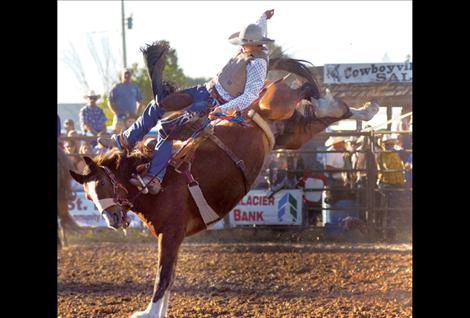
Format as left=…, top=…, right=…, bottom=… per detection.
left=87, top=33, right=118, bottom=94
left=62, top=42, right=89, bottom=92
left=97, top=95, right=114, bottom=127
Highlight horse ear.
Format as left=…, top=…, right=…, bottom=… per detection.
left=83, top=156, right=98, bottom=171
left=69, top=170, right=88, bottom=184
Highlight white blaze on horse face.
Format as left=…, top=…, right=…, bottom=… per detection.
left=86, top=180, right=115, bottom=213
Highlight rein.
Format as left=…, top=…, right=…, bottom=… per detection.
left=100, top=166, right=134, bottom=210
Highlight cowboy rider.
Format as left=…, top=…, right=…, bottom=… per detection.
left=99, top=9, right=275, bottom=194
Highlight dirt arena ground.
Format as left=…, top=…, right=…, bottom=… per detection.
left=58, top=241, right=412, bottom=318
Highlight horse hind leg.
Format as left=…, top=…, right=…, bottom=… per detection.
left=130, top=230, right=183, bottom=318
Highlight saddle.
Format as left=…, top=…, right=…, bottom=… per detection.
left=158, top=110, right=211, bottom=142
left=135, top=115, right=245, bottom=226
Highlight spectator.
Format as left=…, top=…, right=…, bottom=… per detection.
left=404, top=153, right=412, bottom=185
left=376, top=134, right=406, bottom=239
left=297, top=169, right=327, bottom=226
left=108, top=68, right=143, bottom=127
left=403, top=132, right=412, bottom=186
left=323, top=136, right=355, bottom=204
left=324, top=136, right=347, bottom=183
left=351, top=136, right=367, bottom=186
left=63, top=140, right=85, bottom=172
left=63, top=119, right=75, bottom=135
left=345, top=136, right=361, bottom=186
left=94, top=131, right=111, bottom=155
left=350, top=136, right=369, bottom=222
left=79, top=90, right=107, bottom=137
left=58, top=115, right=65, bottom=150
left=57, top=115, right=61, bottom=137
left=267, top=154, right=291, bottom=193
left=79, top=142, right=95, bottom=156
left=67, top=129, right=81, bottom=150
left=377, top=134, right=405, bottom=186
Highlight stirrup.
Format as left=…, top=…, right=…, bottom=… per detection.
left=130, top=174, right=149, bottom=194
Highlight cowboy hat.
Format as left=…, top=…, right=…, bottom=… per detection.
left=83, top=90, right=101, bottom=99
left=347, top=136, right=358, bottom=143
left=325, top=136, right=348, bottom=147
left=228, top=24, right=274, bottom=45
left=381, top=134, right=398, bottom=143
left=347, top=136, right=365, bottom=144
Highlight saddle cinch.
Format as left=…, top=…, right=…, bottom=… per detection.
left=136, top=111, right=251, bottom=228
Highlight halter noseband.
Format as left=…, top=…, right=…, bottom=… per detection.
left=100, top=166, right=133, bottom=210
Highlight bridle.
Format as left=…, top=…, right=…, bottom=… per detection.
left=99, top=166, right=133, bottom=210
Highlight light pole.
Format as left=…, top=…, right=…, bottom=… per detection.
left=121, top=0, right=127, bottom=68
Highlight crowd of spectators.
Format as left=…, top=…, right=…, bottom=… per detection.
left=58, top=68, right=143, bottom=174
left=251, top=119, right=412, bottom=235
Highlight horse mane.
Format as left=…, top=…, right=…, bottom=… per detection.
left=268, top=57, right=321, bottom=99
left=94, top=142, right=153, bottom=175
left=268, top=58, right=323, bottom=132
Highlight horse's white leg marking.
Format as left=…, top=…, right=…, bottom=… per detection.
left=349, top=101, right=380, bottom=121
left=129, top=296, right=165, bottom=318
left=159, top=291, right=171, bottom=317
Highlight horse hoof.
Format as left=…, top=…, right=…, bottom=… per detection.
left=130, top=311, right=151, bottom=318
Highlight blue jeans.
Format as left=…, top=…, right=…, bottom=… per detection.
left=122, top=85, right=214, bottom=177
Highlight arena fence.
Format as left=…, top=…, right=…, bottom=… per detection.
left=58, top=129, right=412, bottom=239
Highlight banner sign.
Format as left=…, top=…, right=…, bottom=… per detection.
left=324, top=62, right=412, bottom=84
left=228, top=190, right=303, bottom=225
left=68, top=191, right=142, bottom=227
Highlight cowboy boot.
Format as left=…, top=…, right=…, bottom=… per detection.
left=97, top=133, right=129, bottom=150
left=129, top=175, right=162, bottom=195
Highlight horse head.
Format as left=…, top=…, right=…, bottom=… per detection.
left=69, top=154, right=133, bottom=230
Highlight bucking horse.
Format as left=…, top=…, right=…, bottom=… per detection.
left=69, top=41, right=378, bottom=317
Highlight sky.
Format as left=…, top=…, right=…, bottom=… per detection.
left=58, top=0, right=412, bottom=103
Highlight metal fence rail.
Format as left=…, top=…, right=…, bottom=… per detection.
left=58, top=129, right=412, bottom=238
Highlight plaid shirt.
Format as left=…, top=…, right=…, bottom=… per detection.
left=212, top=13, right=269, bottom=113
left=79, top=105, right=107, bottom=133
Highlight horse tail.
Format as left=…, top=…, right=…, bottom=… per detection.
left=268, top=58, right=322, bottom=99
left=57, top=147, right=81, bottom=233
left=141, top=40, right=176, bottom=102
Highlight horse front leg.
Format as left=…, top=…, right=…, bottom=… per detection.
left=130, top=229, right=184, bottom=318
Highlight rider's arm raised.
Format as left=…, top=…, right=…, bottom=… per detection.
left=256, top=9, right=274, bottom=35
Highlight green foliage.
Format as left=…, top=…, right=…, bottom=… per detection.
left=163, top=48, right=187, bottom=87
left=128, top=63, right=153, bottom=115
left=97, top=94, right=114, bottom=126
